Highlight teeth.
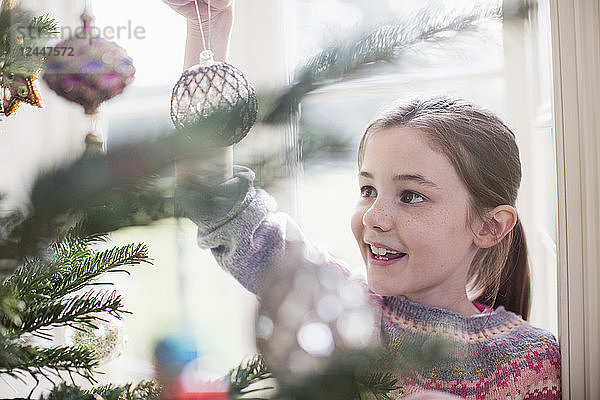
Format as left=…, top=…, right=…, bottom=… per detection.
left=370, top=245, right=399, bottom=256
left=370, top=245, right=382, bottom=255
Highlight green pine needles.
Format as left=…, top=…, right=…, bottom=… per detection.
left=0, top=227, right=151, bottom=388
left=228, top=355, right=274, bottom=399
left=228, top=353, right=402, bottom=400
left=0, top=4, right=59, bottom=76
left=38, top=381, right=161, bottom=400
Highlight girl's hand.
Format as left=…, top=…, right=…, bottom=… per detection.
left=163, top=0, right=233, bottom=63
left=163, top=0, right=233, bottom=27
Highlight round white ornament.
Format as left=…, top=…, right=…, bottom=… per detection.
left=170, top=50, right=258, bottom=147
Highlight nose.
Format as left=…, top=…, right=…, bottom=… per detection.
left=362, top=198, right=394, bottom=231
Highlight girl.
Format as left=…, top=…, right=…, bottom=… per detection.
left=166, top=1, right=561, bottom=398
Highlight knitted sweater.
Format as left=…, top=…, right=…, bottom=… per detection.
left=179, top=167, right=561, bottom=400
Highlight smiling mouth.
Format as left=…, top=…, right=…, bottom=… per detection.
left=368, top=244, right=407, bottom=261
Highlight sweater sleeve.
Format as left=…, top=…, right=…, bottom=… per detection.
left=176, top=165, right=331, bottom=294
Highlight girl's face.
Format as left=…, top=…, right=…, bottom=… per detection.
left=351, top=127, right=481, bottom=311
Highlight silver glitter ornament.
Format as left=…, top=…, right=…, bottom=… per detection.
left=255, top=243, right=377, bottom=381
left=170, top=50, right=258, bottom=147
left=65, top=314, right=125, bottom=364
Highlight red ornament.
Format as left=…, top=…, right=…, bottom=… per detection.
left=176, top=391, right=229, bottom=400
left=43, top=9, right=135, bottom=114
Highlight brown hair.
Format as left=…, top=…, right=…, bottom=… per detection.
left=358, top=97, right=531, bottom=319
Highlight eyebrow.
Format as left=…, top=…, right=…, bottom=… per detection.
left=359, top=171, right=440, bottom=189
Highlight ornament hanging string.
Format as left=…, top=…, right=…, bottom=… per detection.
left=174, top=0, right=214, bottom=330
left=82, top=0, right=92, bottom=35
left=194, top=0, right=212, bottom=54
left=83, top=0, right=91, bottom=14
left=81, top=0, right=101, bottom=149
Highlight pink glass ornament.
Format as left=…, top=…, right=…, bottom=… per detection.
left=43, top=10, right=135, bottom=114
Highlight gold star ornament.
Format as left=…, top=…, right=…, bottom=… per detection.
left=0, top=69, right=43, bottom=117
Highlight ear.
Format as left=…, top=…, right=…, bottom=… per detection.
left=473, top=205, right=518, bottom=249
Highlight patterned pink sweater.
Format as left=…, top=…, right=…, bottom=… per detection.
left=374, top=294, right=561, bottom=399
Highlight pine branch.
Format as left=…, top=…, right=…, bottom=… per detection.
left=4, top=233, right=150, bottom=305
left=356, top=371, right=401, bottom=400
left=3, top=256, right=78, bottom=303
left=266, top=347, right=412, bottom=400
left=47, top=242, right=150, bottom=298
left=0, top=5, right=59, bottom=75
left=52, top=227, right=109, bottom=256
left=29, top=14, right=59, bottom=36
left=38, top=384, right=92, bottom=400
left=0, top=286, right=25, bottom=332
left=79, top=179, right=174, bottom=235
left=229, top=355, right=273, bottom=399
left=0, top=219, right=152, bottom=391
left=38, top=380, right=161, bottom=400
left=0, top=337, right=98, bottom=384
left=298, top=120, right=353, bottom=165
left=12, top=290, right=125, bottom=336
left=123, top=380, right=162, bottom=400
left=264, top=8, right=499, bottom=123
left=0, top=110, right=233, bottom=263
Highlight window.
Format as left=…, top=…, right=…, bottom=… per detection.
left=292, top=0, right=558, bottom=336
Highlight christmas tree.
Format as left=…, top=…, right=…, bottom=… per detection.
left=0, top=1, right=504, bottom=398
left=0, top=225, right=160, bottom=400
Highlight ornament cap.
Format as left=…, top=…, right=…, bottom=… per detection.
left=81, top=8, right=94, bottom=35
left=85, top=133, right=104, bottom=154
left=198, top=50, right=216, bottom=67
left=1, top=0, right=19, bottom=11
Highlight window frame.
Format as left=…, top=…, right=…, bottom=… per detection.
left=550, top=0, right=600, bottom=397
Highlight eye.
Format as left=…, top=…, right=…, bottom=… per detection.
left=360, top=185, right=376, bottom=198
left=400, top=190, right=425, bottom=204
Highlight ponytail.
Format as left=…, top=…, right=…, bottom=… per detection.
left=495, top=220, right=531, bottom=319
left=473, top=219, right=531, bottom=320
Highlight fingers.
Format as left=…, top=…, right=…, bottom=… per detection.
left=165, top=0, right=233, bottom=24
left=163, top=0, right=192, bottom=5
left=163, top=0, right=232, bottom=11
left=209, top=0, right=233, bottom=11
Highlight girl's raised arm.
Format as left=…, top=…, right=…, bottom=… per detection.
left=166, top=1, right=334, bottom=293
left=177, top=167, right=331, bottom=294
